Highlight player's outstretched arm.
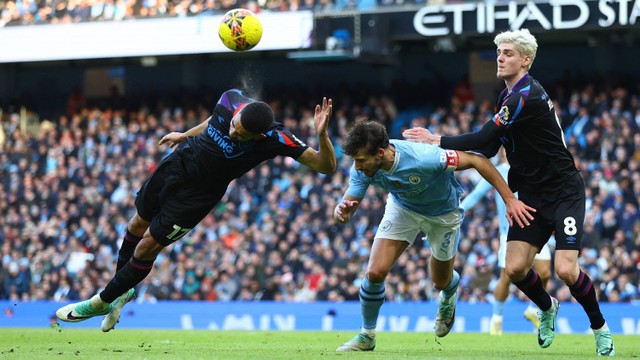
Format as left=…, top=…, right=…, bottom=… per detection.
left=456, top=150, right=536, bottom=228
left=334, top=195, right=361, bottom=224
left=159, top=116, right=211, bottom=148
left=297, top=97, right=337, bottom=174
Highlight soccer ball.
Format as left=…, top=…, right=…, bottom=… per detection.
left=218, top=9, right=263, bottom=51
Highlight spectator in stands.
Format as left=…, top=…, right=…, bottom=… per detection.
left=0, top=72, right=639, bottom=319
left=54, top=89, right=337, bottom=332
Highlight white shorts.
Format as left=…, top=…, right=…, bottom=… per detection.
left=375, top=197, right=464, bottom=261
left=498, top=234, right=552, bottom=268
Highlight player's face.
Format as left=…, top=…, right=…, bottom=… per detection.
left=229, top=115, right=259, bottom=142
left=496, top=43, right=529, bottom=81
left=350, top=148, right=384, bottom=177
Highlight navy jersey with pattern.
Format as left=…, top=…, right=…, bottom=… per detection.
left=184, top=89, right=309, bottom=182
left=492, top=73, right=578, bottom=193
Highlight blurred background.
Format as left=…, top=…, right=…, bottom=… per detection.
left=0, top=0, right=639, bottom=332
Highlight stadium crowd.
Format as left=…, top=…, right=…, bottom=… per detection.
left=0, top=74, right=639, bottom=306
left=0, top=0, right=427, bottom=27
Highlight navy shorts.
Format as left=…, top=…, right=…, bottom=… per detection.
left=135, top=151, right=227, bottom=246
left=508, top=173, right=585, bottom=252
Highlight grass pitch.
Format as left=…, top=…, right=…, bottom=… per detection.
left=0, top=328, right=637, bottom=359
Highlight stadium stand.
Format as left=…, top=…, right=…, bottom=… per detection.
left=1, top=75, right=638, bottom=305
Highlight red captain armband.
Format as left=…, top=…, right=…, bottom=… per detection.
left=444, top=149, right=459, bottom=172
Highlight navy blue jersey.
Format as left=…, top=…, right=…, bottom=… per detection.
left=493, top=74, right=578, bottom=193
left=182, top=89, right=309, bottom=182
left=442, top=74, right=578, bottom=194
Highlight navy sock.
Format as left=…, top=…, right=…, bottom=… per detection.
left=569, top=271, right=605, bottom=329
left=100, top=257, right=153, bottom=303
left=513, top=269, right=552, bottom=311
left=116, top=231, right=143, bottom=272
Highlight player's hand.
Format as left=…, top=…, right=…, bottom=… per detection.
left=334, top=199, right=359, bottom=224
left=314, top=97, right=333, bottom=135
left=505, top=199, right=536, bottom=228
left=403, top=127, right=440, bottom=145
left=159, top=132, right=187, bottom=148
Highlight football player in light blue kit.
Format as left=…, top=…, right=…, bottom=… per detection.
left=334, top=120, right=535, bottom=352
left=460, top=148, right=552, bottom=335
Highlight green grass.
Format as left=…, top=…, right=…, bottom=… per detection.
left=0, top=328, right=637, bottom=359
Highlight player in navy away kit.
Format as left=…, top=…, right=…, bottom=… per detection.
left=403, top=29, right=615, bottom=356
left=57, top=89, right=337, bottom=331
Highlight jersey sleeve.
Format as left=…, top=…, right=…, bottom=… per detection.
left=345, top=164, right=370, bottom=199
left=440, top=119, right=504, bottom=152
left=261, top=125, right=310, bottom=159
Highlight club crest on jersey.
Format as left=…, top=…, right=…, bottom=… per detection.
left=497, top=106, right=510, bottom=126
left=380, top=220, right=392, bottom=231
left=408, top=175, right=421, bottom=184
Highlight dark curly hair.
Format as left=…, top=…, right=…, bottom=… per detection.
left=240, top=101, right=274, bottom=134
left=343, top=120, right=389, bottom=156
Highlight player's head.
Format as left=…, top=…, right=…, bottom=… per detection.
left=494, top=28, right=538, bottom=77
left=230, top=101, right=274, bottom=141
left=343, top=120, right=389, bottom=177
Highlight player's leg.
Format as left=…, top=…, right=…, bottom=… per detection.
left=490, top=234, right=508, bottom=336
left=337, top=199, right=415, bottom=352
left=490, top=269, right=510, bottom=335
left=507, top=240, right=559, bottom=348
left=336, top=237, right=409, bottom=352
left=114, top=156, right=173, bottom=273
left=523, top=243, right=552, bottom=330
left=427, top=208, right=463, bottom=338
left=57, top=162, right=223, bottom=328
left=554, top=179, right=614, bottom=356
left=505, top=201, right=559, bottom=349
left=99, top=182, right=225, bottom=332
left=115, top=213, right=150, bottom=272
left=55, top=162, right=171, bottom=326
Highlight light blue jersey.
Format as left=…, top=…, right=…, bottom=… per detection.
left=460, top=162, right=510, bottom=237
left=346, top=139, right=464, bottom=217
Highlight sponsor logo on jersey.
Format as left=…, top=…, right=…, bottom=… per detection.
left=408, top=175, right=421, bottom=184
left=207, top=124, right=248, bottom=158
left=496, top=105, right=510, bottom=126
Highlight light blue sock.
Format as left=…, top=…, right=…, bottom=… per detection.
left=360, top=276, right=385, bottom=330
left=441, top=270, right=460, bottom=300
left=493, top=300, right=505, bottom=316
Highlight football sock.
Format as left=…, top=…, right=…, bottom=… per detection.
left=441, top=270, right=460, bottom=300
left=569, top=271, right=605, bottom=329
left=100, top=257, right=153, bottom=303
left=493, top=300, right=505, bottom=316
left=117, top=231, right=143, bottom=272
left=360, top=276, right=385, bottom=331
left=513, top=269, right=552, bottom=311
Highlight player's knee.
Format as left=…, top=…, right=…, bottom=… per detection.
left=365, top=269, right=388, bottom=283
left=555, top=263, right=578, bottom=284
left=133, top=235, right=164, bottom=261
left=504, top=264, right=528, bottom=282
left=128, top=213, right=150, bottom=235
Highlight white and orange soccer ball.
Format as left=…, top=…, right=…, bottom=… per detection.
left=218, top=8, right=263, bottom=51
